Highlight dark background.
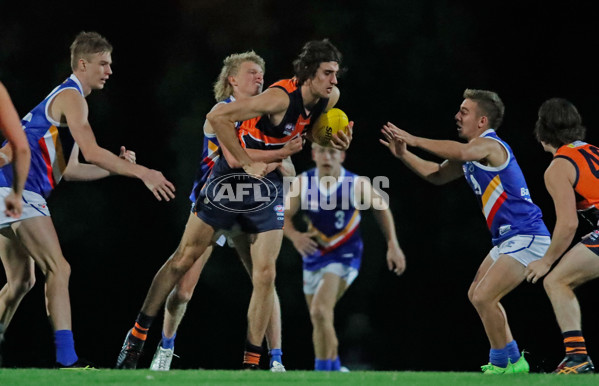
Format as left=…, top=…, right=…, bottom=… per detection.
left=1, top=0, right=598, bottom=372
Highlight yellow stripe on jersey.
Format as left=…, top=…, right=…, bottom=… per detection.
left=481, top=175, right=504, bottom=218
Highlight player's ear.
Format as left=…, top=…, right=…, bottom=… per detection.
left=340, top=151, right=346, bottom=162
left=228, top=75, right=237, bottom=87
left=479, top=115, right=488, bottom=128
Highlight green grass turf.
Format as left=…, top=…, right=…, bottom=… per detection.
left=0, top=370, right=598, bottom=385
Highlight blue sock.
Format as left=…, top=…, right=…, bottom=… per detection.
left=161, top=331, right=176, bottom=350
left=269, top=348, right=282, bottom=367
left=489, top=347, right=509, bottom=368
left=315, top=358, right=332, bottom=371
left=331, top=357, right=341, bottom=371
left=505, top=340, right=521, bottom=363
left=55, top=330, right=78, bottom=366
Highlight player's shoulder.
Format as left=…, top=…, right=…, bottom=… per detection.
left=268, top=78, right=298, bottom=93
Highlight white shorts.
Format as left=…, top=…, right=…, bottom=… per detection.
left=490, top=234, right=551, bottom=267
left=303, top=263, right=359, bottom=295
left=0, top=188, right=50, bottom=229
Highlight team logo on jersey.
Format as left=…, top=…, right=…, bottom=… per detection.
left=499, top=225, right=512, bottom=235
left=204, top=173, right=278, bottom=213
left=283, top=123, right=295, bottom=136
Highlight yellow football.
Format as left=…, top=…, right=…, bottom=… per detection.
left=310, top=108, right=349, bottom=147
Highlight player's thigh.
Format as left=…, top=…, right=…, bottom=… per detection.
left=468, top=254, right=494, bottom=300
left=312, top=273, right=347, bottom=310
left=473, top=254, right=526, bottom=302
left=175, top=244, right=214, bottom=294
left=250, top=229, right=284, bottom=269
left=546, top=243, right=599, bottom=288
left=0, top=227, right=35, bottom=283
left=10, top=216, right=65, bottom=273
left=176, top=214, right=215, bottom=259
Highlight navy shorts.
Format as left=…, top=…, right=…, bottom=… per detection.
left=582, top=229, right=599, bottom=256
left=194, top=158, right=284, bottom=234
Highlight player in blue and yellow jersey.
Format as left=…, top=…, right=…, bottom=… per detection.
left=148, top=51, right=300, bottom=372
left=0, top=81, right=31, bottom=366
left=284, top=143, right=406, bottom=371
left=381, top=89, right=550, bottom=374
left=116, top=39, right=352, bottom=370
left=0, top=31, right=174, bottom=368
left=525, top=98, right=597, bottom=374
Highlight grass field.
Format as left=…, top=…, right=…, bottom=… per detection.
left=0, top=369, right=598, bottom=385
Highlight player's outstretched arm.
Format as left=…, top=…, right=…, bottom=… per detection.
left=56, top=90, right=175, bottom=201
left=283, top=176, right=318, bottom=256
left=380, top=123, right=462, bottom=185
left=357, top=176, right=406, bottom=276
left=525, top=159, right=578, bottom=284
left=63, top=144, right=136, bottom=181
left=0, top=82, right=31, bottom=218
left=384, top=122, right=493, bottom=162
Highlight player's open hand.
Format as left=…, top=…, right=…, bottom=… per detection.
left=330, top=121, right=353, bottom=150
left=384, top=122, right=418, bottom=147
left=141, top=169, right=176, bottom=201
left=119, top=146, right=136, bottom=164
left=524, top=259, right=552, bottom=284
left=291, top=230, right=319, bottom=257
left=243, top=161, right=268, bottom=178
left=380, top=124, right=407, bottom=158
left=3, top=191, right=23, bottom=218
left=387, top=244, right=406, bottom=276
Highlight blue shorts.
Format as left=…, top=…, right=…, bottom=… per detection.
left=194, top=158, right=284, bottom=234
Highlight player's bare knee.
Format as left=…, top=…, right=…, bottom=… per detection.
left=469, top=290, right=492, bottom=310
left=43, top=257, right=71, bottom=279
left=309, top=304, right=332, bottom=324
left=168, top=253, right=195, bottom=276
left=173, top=286, right=194, bottom=304
left=252, top=266, right=276, bottom=288
left=543, top=272, right=567, bottom=294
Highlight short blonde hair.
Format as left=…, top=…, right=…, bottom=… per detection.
left=213, top=51, right=265, bottom=102
left=70, top=31, right=112, bottom=71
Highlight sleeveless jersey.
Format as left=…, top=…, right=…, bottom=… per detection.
left=238, top=78, right=328, bottom=150
left=555, top=141, right=599, bottom=225
left=300, top=167, right=362, bottom=267
left=0, top=75, right=80, bottom=198
left=189, top=96, right=238, bottom=204
left=462, top=129, right=549, bottom=245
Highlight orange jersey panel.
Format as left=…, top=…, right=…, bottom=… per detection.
left=555, top=142, right=599, bottom=211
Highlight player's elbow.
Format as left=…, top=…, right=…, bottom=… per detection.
left=206, top=110, right=225, bottom=131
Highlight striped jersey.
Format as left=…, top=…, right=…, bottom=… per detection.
left=554, top=141, right=599, bottom=225
left=462, top=129, right=549, bottom=245
left=238, top=78, right=328, bottom=150
left=189, top=96, right=238, bottom=204
left=0, top=75, right=80, bottom=198
left=300, top=167, right=362, bottom=265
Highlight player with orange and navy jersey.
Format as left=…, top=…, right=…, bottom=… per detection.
left=0, top=31, right=173, bottom=368
left=149, top=52, right=299, bottom=372
left=116, top=40, right=352, bottom=370
left=382, top=89, right=549, bottom=374
left=284, top=143, right=405, bottom=371
left=525, top=98, right=598, bottom=374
